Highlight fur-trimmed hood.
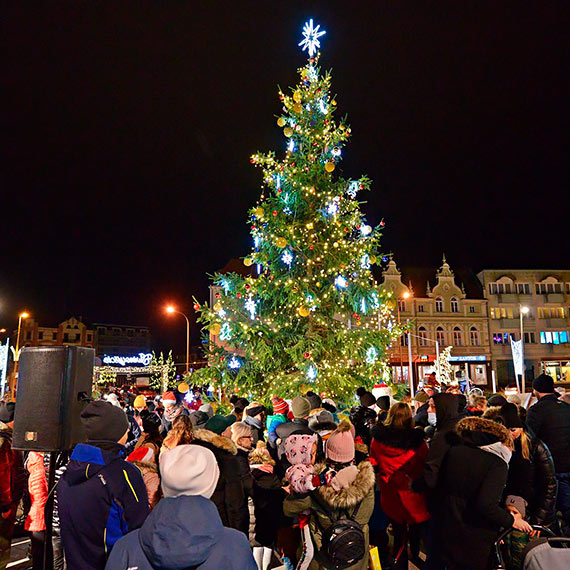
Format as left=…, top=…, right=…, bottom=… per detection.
left=371, top=424, right=425, bottom=450
left=313, top=460, right=375, bottom=509
left=193, top=428, right=237, bottom=455
left=455, top=416, right=513, bottom=449
left=482, top=406, right=504, bottom=423
left=130, top=460, right=158, bottom=474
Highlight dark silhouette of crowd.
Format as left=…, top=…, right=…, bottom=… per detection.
left=1, top=372, right=569, bottom=570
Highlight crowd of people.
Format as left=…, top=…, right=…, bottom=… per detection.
left=1, top=372, right=569, bottom=570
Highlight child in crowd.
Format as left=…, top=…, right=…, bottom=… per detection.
left=503, top=495, right=531, bottom=570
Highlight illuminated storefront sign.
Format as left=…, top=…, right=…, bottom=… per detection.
left=102, top=353, right=152, bottom=367
left=449, top=355, right=487, bottom=362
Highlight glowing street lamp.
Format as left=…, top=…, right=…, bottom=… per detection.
left=15, top=312, right=30, bottom=362
left=165, top=305, right=190, bottom=374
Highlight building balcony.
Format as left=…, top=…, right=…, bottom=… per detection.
left=546, top=293, right=565, bottom=303
left=541, top=318, right=569, bottom=328
left=498, top=294, right=519, bottom=303
left=500, top=318, right=520, bottom=328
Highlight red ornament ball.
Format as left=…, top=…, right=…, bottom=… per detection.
left=215, top=292, right=221, bottom=298
left=380, top=221, right=385, bottom=226
left=353, top=312, right=358, bottom=318
left=277, top=189, right=282, bottom=194
left=309, top=245, right=314, bottom=250
left=303, top=352, right=311, bottom=359
left=236, top=293, right=242, bottom=298
left=193, top=303, right=200, bottom=311
left=245, top=284, right=251, bottom=290
left=344, top=227, right=349, bottom=233
left=273, top=210, right=278, bottom=216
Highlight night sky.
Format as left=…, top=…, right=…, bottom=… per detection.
left=2, top=2, right=568, bottom=356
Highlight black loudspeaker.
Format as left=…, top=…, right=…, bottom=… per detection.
left=13, top=346, right=95, bottom=451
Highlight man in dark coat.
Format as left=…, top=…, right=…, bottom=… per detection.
left=0, top=403, right=26, bottom=569
left=438, top=416, right=531, bottom=570
left=57, top=401, right=149, bottom=570
left=106, top=445, right=256, bottom=570
left=244, top=404, right=266, bottom=445
left=349, top=390, right=378, bottom=446
left=191, top=415, right=249, bottom=535
left=526, top=373, right=570, bottom=526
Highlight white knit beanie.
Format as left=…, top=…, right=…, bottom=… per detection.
left=160, top=445, right=219, bottom=499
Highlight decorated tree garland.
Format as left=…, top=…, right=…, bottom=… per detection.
left=194, top=20, right=402, bottom=399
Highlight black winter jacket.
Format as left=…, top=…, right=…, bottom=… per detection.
left=192, top=429, right=248, bottom=535
left=439, top=417, right=514, bottom=570
left=505, top=433, right=557, bottom=526
left=526, top=394, right=570, bottom=473
left=251, top=468, right=288, bottom=547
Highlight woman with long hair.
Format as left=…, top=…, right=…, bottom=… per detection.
left=484, top=403, right=557, bottom=526
left=369, top=402, right=429, bottom=568
left=161, top=415, right=194, bottom=455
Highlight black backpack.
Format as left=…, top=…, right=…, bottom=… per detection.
left=315, top=498, right=366, bottom=570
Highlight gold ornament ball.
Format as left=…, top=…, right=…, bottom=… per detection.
left=254, top=207, right=265, bottom=219
left=213, top=302, right=223, bottom=312
left=370, top=255, right=377, bottom=265
left=210, top=323, right=221, bottom=336
left=293, top=103, right=302, bottom=113
left=244, top=257, right=253, bottom=267
left=325, top=162, right=335, bottom=173
left=277, top=117, right=286, bottom=127
left=293, top=91, right=302, bottom=102
left=306, top=222, right=314, bottom=230
left=177, top=382, right=189, bottom=393
left=298, top=306, right=310, bottom=317
left=283, top=127, right=293, bottom=138
left=276, top=237, right=287, bottom=248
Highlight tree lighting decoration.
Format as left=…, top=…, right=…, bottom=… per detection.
left=298, top=19, right=326, bottom=57
left=194, top=20, right=401, bottom=399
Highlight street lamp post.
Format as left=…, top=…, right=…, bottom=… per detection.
left=11, top=311, right=30, bottom=397
left=166, top=306, right=190, bottom=374
left=520, top=305, right=529, bottom=393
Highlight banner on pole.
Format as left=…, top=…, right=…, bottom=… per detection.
left=510, top=337, right=524, bottom=378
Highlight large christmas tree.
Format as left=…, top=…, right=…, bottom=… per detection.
left=196, top=20, right=401, bottom=400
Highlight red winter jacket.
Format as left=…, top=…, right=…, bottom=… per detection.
left=25, top=452, right=49, bottom=531
left=0, top=423, right=26, bottom=514
left=369, top=424, right=430, bottom=525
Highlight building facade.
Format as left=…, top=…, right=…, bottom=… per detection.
left=381, top=257, right=491, bottom=388
left=477, top=269, right=570, bottom=386
left=93, top=323, right=151, bottom=358
left=18, top=316, right=94, bottom=348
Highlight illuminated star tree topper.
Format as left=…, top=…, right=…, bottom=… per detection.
left=298, top=19, right=326, bottom=57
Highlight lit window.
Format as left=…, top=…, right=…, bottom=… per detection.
left=435, top=297, right=443, bottom=313
left=451, top=298, right=459, bottom=313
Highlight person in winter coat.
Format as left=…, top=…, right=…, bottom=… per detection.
left=412, top=390, right=430, bottom=427
left=57, top=401, right=149, bottom=570
left=266, top=397, right=289, bottom=452
left=105, top=445, right=257, bottom=570
left=370, top=402, right=429, bottom=568
left=349, top=390, right=378, bottom=447
left=192, top=415, right=249, bottom=535
left=159, top=391, right=188, bottom=436
left=244, top=403, right=266, bottom=445
left=283, top=421, right=375, bottom=570
left=526, top=373, right=570, bottom=526
left=438, top=416, right=532, bottom=570
left=308, top=410, right=338, bottom=443
left=249, top=442, right=288, bottom=570
left=0, top=402, right=26, bottom=570
left=135, top=411, right=163, bottom=460
left=25, top=452, right=50, bottom=570
left=230, top=421, right=254, bottom=514
left=127, top=447, right=161, bottom=509
left=484, top=403, right=557, bottom=527
left=413, top=392, right=459, bottom=570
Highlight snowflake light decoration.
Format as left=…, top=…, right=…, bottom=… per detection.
left=220, top=322, right=231, bottom=341
left=366, top=346, right=378, bottom=364
left=299, top=19, right=326, bottom=57
left=282, top=250, right=293, bottom=267
left=335, top=275, right=348, bottom=289
left=245, top=298, right=257, bottom=320
left=307, top=364, right=318, bottom=381
left=228, top=356, right=241, bottom=369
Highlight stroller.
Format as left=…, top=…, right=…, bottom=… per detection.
left=495, top=525, right=570, bottom=569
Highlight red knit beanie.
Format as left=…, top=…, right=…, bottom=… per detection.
left=272, top=396, right=289, bottom=416
left=326, top=421, right=355, bottom=463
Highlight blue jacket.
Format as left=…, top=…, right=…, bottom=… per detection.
left=105, top=495, right=257, bottom=570
left=57, top=442, right=149, bottom=570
